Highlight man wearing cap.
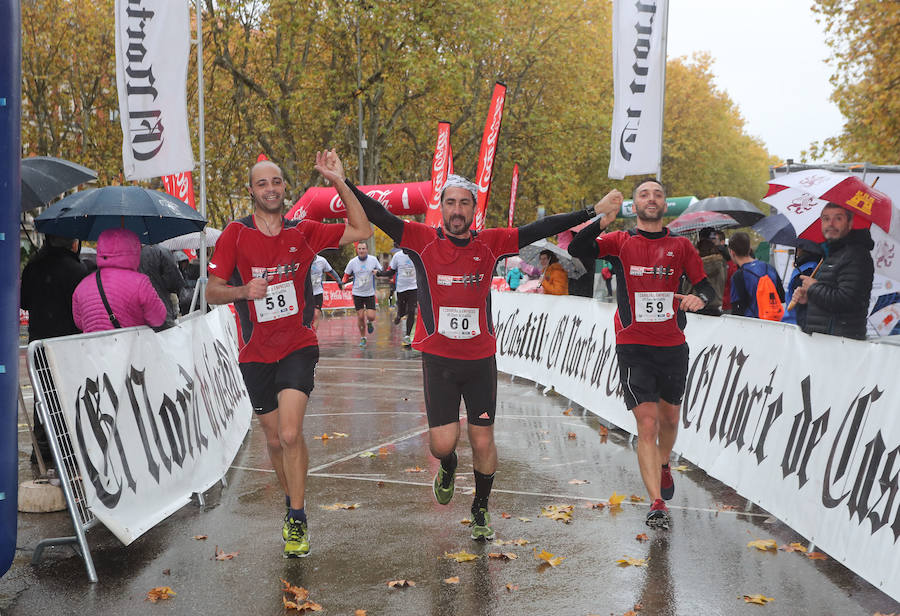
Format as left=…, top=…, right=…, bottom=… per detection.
left=349, top=173, right=623, bottom=540
left=206, top=151, right=371, bottom=558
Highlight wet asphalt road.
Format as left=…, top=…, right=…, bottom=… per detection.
left=3, top=311, right=899, bottom=615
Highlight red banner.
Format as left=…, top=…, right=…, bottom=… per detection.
left=473, top=82, right=507, bottom=231
left=321, top=281, right=355, bottom=310
left=162, top=171, right=196, bottom=208
left=508, top=163, right=519, bottom=227
left=286, top=181, right=430, bottom=222
left=426, top=122, right=453, bottom=227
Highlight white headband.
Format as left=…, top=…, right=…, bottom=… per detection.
left=440, top=174, right=478, bottom=202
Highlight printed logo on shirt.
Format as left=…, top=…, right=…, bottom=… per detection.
left=666, top=251, right=674, bottom=257
left=437, top=273, right=486, bottom=286
left=251, top=263, right=302, bottom=281
left=629, top=265, right=675, bottom=279
left=289, top=246, right=298, bottom=253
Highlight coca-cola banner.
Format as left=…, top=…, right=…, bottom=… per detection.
left=39, top=307, right=252, bottom=545
left=321, top=281, right=355, bottom=310
left=162, top=171, right=196, bottom=209
left=286, top=182, right=430, bottom=222
left=508, top=163, right=519, bottom=227
left=426, top=122, right=453, bottom=227
left=608, top=0, right=668, bottom=180
left=115, top=0, right=194, bottom=180
left=492, top=292, right=900, bottom=601
left=474, top=82, right=507, bottom=231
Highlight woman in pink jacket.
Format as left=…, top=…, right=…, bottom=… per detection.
left=72, top=228, right=167, bottom=332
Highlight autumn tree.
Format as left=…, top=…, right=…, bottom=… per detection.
left=807, top=0, right=900, bottom=162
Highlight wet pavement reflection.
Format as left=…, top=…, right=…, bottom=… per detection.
left=4, top=311, right=899, bottom=615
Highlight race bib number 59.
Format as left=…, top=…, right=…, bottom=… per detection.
left=438, top=306, right=480, bottom=339
left=634, top=291, right=674, bottom=322
left=254, top=281, right=299, bottom=322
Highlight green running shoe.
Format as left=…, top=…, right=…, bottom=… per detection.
left=283, top=518, right=310, bottom=558
left=282, top=510, right=290, bottom=542
left=470, top=507, right=495, bottom=541
left=433, top=465, right=455, bottom=505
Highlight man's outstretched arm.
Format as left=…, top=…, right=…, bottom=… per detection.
left=345, top=180, right=405, bottom=244
left=517, top=190, right=622, bottom=249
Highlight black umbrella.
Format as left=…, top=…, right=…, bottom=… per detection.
left=752, top=213, right=798, bottom=246
left=34, top=186, right=206, bottom=244
left=682, top=196, right=765, bottom=227
left=21, top=156, right=97, bottom=211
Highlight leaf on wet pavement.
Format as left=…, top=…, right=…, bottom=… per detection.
left=568, top=479, right=590, bottom=485
left=541, top=504, right=574, bottom=523
left=359, top=451, right=376, bottom=458
left=445, top=550, right=478, bottom=562
left=146, top=586, right=176, bottom=602
left=322, top=502, right=361, bottom=510
left=443, top=576, right=460, bottom=584
left=671, top=465, right=690, bottom=472
left=586, top=502, right=606, bottom=510
left=616, top=556, right=649, bottom=567
left=192, top=534, right=207, bottom=540
left=715, top=503, right=736, bottom=512
left=495, top=538, right=529, bottom=546
left=598, top=425, right=609, bottom=437
left=332, top=432, right=348, bottom=438
left=518, top=517, right=532, bottom=522
left=608, top=492, right=626, bottom=507
left=354, top=610, right=367, bottom=616
left=629, top=494, right=645, bottom=502
left=387, top=579, right=415, bottom=588
left=213, top=545, right=239, bottom=560
left=281, top=579, right=310, bottom=601
left=567, top=432, right=577, bottom=439
left=533, top=548, right=566, bottom=567
left=635, top=533, right=649, bottom=542
left=506, top=583, right=519, bottom=592
left=488, top=552, right=518, bottom=561
left=778, top=542, right=807, bottom=553
left=313, top=433, right=330, bottom=440
left=742, top=594, right=774, bottom=605
left=404, top=466, right=426, bottom=473
left=378, top=446, right=390, bottom=456
left=460, top=518, right=472, bottom=525
left=563, top=408, right=573, bottom=416
left=806, top=552, right=828, bottom=560
left=501, top=512, right=511, bottom=519
left=746, top=539, right=778, bottom=551
left=162, top=569, right=170, bottom=576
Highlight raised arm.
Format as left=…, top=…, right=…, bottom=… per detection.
left=345, top=180, right=405, bottom=243
left=315, top=150, right=372, bottom=246
left=567, top=190, right=623, bottom=259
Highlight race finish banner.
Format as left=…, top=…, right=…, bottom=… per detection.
left=492, top=292, right=900, bottom=601
left=608, top=0, right=668, bottom=180
left=321, top=281, right=355, bottom=310
left=115, top=0, right=194, bottom=180
left=473, top=82, right=507, bottom=231
left=426, top=122, right=453, bottom=227
left=40, top=307, right=252, bottom=545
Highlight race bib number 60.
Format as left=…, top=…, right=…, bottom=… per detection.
left=438, top=306, right=480, bottom=339
left=254, top=281, right=299, bottom=322
left=634, top=291, right=674, bottom=322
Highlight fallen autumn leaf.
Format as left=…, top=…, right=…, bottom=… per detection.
left=146, top=586, right=176, bottom=603
left=806, top=552, right=828, bottom=560
left=488, top=552, right=518, bottom=561
left=616, top=556, right=648, bottom=567
left=746, top=539, right=778, bottom=551
left=635, top=533, right=649, bottom=542
left=387, top=580, right=415, bottom=588
left=445, top=550, right=479, bottom=563
left=742, top=594, right=774, bottom=605
left=533, top=548, right=565, bottom=567
left=444, top=576, right=460, bottom=584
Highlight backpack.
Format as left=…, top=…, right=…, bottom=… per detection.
left=745, top=266, right=784, bottom=321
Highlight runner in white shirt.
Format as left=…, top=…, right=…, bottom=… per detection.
left=383, top=247, right=418, bottom=346
left=343, top=242, right=381, bottom=346
left=309, top=254, right=342, bottom=330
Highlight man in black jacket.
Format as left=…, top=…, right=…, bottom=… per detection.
left=140, top=244, right=185, bottom=327
left=793, top=203, right=874, bottom=340
left=20, top=234, right=88, bottom=464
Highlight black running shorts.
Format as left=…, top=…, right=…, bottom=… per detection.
left=421, top=352, right=497, bottom=428
left=616, top=343, right=689, bottom=410
left=239, top=345, right=319, bottom=415
left=313, top=293, right=324, bottom=309
left=353, top=295, right=376, bottom=311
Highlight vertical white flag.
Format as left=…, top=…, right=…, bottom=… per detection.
left=115, top=0, right=193, bottom=180
left=608, top=0, right=668, bottom=180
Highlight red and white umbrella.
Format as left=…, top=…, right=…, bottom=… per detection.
left=763, top=169, right=895, bottom=242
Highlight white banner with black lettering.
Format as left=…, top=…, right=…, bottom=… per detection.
left=42, top=307, right=252, bottom=545
left=492, top=292, right=900, bottom=601
left=115, top=0, right=193, bottom=180
left=608, top=0, right=668, bottom=180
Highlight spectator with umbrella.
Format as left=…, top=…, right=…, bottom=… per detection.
left=539, top=249, right=568, bottom=295
left=781, top=239, right=823, bottom=326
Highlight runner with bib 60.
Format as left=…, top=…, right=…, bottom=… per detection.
left=350, top=173, right=624, bottom=540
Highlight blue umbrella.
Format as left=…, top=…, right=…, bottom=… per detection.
left=752, top=213, right=798, bottom=246
left=34, top=186, right=206, bottom=244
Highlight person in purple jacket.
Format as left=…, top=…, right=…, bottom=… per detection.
left=72, top=228, right=167, bottom=332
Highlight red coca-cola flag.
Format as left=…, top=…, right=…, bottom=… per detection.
left=508, top=163, right=519, bottom=228
left=286, top=181, right=430, bottom=222
left=162, top=171, right=196, bottom=209
left=425, top=122, right=452, bottom=227
left=473, top=82, right=507, bottom=230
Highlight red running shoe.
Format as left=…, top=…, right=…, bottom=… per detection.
left=646, top=498, right=670, bottom=529
left=661, top=464, right=674, bottom=501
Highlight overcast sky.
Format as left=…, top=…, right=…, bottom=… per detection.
left=665, top=0, right=846, bottom=162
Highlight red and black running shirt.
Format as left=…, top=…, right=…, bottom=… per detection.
left=595, top=229, right=706, bottom=347
left=209, top=215, right=344, bottom=363
left=400, top=222, right=519, bottom=360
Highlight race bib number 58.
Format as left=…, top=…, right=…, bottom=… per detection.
left=438, top=306, right=480, bottom=339
left=254, top=281, right=299, bottom=322
left=634, top=291, right=674, bottom=322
